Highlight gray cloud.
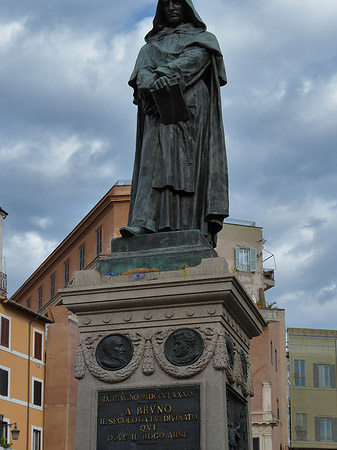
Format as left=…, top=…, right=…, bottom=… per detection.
left=1, top=0, right=337, bottom=329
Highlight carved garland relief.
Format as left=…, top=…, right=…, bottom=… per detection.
left=75, top=326, right=254, bottom=397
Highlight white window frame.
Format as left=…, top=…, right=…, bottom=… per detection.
left=31, top=426, right=43, bottom=450
left=318, top=364, right=330, bottom=388
left=0, top=312, right=11, bottom=350
left=32, top=377, right=43, bottom=409
left=32, top=328, right=44, bottom=363
left=0, top=364, right=10, bottom=399
left=294, top=359, right=306, bottom=386
left=320, top=418, right=332, bottom=441
left=235, top=246, right=257, bottom=272
left=0, top=416, right=9, bottom=440
left=295, top=412, right=308, bottom=440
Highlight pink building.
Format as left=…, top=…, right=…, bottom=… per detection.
left=250, top=308, right=288, bottom=450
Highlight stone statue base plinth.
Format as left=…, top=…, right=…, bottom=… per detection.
left=60, top=232, right=264, bottom=449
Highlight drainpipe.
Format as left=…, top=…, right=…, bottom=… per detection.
left=26, top=316, right=38, bottom=450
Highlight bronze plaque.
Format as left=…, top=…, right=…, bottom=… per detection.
left=97, top=385, right=200, bottom=449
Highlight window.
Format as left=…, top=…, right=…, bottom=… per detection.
left=295, top=413, right=308, bottom=440
left=32, top=428, right=42, bottom=450
left=33, top=330, right=43, bottom=361
left=0, top=366, right=9, bottom=397
left=0, top=418, right=9, bottom=440
left=27, top=298, right=31, bottom=309
left=38, top=287, right=42, bottom=309
left=33, top=379, right=43, bottom=407
left=313, top=363, right=336, bottom=388
left=96, top=227, right=102, bottom=255
left=253, top=437, right=260, bottom=450
left=320, top=418, right=332, bottom=441
left=235, top=246, right=257, bottom=272
left=64, top=260, right=69, bottom=285
left=294, top=359, right=306, bottom=386
left=50, top=274, right=55, bottom=299
left=275, top=349, right=278, bottom=371
left=270, top=341, right=273, bottom=365
left=0, top=315, right=10, bottom=348
left=80, top=244, right=85, bottom=270
left=319, top=364, right=330, bottom=387
left=277, top=399, right=280, bottom=420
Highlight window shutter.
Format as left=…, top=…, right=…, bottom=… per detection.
left=34, top=332, right=42, bottom=360
left=235, top=246, right=240, bottom=268
left=315, top=417, right=321, bottom=441
left=332, top=418, right=337, bottom=442
left=330, top=365, right=336, bottom=388
left=250, top=248, right=257, bottom=272
left=1, top=317, right=9, bottom=347
left=0, top=368, right=8, bottom=396
left=313, top=363, right=319, bottom=387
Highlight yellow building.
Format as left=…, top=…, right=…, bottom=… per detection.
left=288, top=328, right=337, bottom=449
left=0, top=299, right=52, bottom=449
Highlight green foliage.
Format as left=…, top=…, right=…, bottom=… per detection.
left=0, top=437, right=12, bottom=448
left=265, top=301, right=277, bottom=309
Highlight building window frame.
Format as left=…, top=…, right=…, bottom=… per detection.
left=38, top=286, right=42, bottom=310
left=64, top=260, right=69, bottom=285
left=270, top=341, right=273, bottom=365
left=0, top=416, right=9, bottom=440
left=27, top=298, right=31, bottom=309
left=235, top=246, right=257, bottom=272
left=96, top=227, right=102, bottom=256
left=31, top=426, right=43, bottom=450
left=318, top=364, right=330, bottom=388
left=50, top=274, right=55, bottom=299
left=252, top=437, right=260, bottom=450
left=79, top=244, right=85, bottom=270
left=294, top=359, right=306, bottom=386
left=32, top=377, right=43, bottom=409
left=0, top=365, right=10, bottom=398
left=33, top=329, right=44, bottom=362
left=295, top=412, right=308, bottom=441
left=275, top=348, right=278, bottom=371
left=0, top=313, right=11, bottom=349
left=320, top=418, right=332, bottom=441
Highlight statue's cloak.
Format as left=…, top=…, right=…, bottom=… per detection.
left=127, top=0, right=229, bottom=246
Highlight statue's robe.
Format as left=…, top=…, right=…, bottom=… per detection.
left=127, top=4, right=228, bottom=246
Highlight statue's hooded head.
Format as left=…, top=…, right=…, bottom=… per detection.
left=145, top=0, right=206, bottom=40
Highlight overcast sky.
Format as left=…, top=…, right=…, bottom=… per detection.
left=1, top=0, right=337, bottom=330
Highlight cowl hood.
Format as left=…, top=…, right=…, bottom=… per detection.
left=145, top=0, right=206, bottom=41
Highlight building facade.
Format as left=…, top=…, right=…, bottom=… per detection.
left=0, top=299, right=52, bottom=449
left=11, top=183, right=131, bottom=311
left=288, top=328, right=337, bottom=449
left=250, top=309, right=288, bottom=450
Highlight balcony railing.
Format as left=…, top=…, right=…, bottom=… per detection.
left=263, top=268, right=275, bottom=281
left=0, top=271, right=7, bottom=293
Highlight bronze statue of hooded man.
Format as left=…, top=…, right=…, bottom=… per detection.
left=120, top=0, right=229, bottom=247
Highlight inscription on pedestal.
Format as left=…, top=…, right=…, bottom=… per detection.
left=97, top=385, right=200, bottom=449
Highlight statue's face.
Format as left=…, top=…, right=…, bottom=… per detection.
left=173, top=336, right=189, bottom=357
left=162, top=0, right=185, bottom=27
left=105, top=337, right=126, bottom=362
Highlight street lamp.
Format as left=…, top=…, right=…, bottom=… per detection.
left=0, top=418, right=21, bottom=441
left=9, top=424, right=20, bottom=441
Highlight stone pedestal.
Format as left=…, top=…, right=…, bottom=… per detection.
left=60, top=232, right=264, bottom=450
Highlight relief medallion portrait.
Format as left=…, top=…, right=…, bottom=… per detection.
left=96, top=334, right=133, bottom=371
left=164, top=328, right=204, bottom=366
